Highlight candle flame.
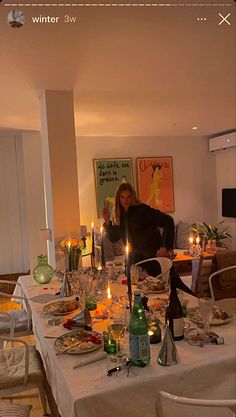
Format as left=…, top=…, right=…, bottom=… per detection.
left=196, top=236, right=200, bottom=244
left=126, top=244, right=129, bottom=256
left=107, top=286, right=112, bottom=299
left=189, top=236, right=194, bottom=244
left=91, top=222, right=94, bottom=229
left=100, top=225, right=103, bottom=235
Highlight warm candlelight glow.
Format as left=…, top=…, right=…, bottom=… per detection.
left=107, top=286, right=112, bottom=299
left=100, top=225, right=103, bottom=235
left=97, top=265, right=102, bottom=271
left=67, top=240, right=71, bottom=252
left=126, top=244, right=129, bottom=257
left=189, top=236, right=194, bottom=244
left=107, top=286, right=112, bottom=306
left=91, top=222, right=94, bottom=230
left=196, top=236, right=200, bottom=244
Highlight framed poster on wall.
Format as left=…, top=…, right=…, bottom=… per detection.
left=93, top=158, right=133, bottom=218
left=136, top=157, right=175, bottom=212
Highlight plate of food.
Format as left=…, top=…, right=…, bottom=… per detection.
left=43, top=297, right=80, bottom=316
left=137, top=277, right=168, bottom=294
left=188, top=306, right=233, bottom=326
left=54, top=330, right=103, bottom=354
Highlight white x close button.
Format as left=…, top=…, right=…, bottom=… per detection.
left=218, top=13, right=231, bottom=26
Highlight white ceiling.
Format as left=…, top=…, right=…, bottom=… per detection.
left=0, top=1, right=235, bottom=136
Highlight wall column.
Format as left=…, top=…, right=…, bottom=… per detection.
left=40, top=90, right=80, bottom=268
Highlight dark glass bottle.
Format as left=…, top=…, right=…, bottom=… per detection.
left=165, top=275, right=184, bottom=341
left=129, top=290, right=150, bottom=367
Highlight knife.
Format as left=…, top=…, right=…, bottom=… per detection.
left=73, top=352, right=107, bottom=369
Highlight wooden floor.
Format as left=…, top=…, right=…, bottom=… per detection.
left=0, top=298, right=48, bottom=417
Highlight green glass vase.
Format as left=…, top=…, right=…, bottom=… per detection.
left=33, top=254, right=54, bottom=284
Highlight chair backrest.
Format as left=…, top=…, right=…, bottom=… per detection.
left=135, top=257, right=172, bottom=282
left=0, top=401, right=32, bottom=417
left=192, top=251, right=236, bottom=299
left=192, top=257, right=213, bottom=298
left=209, top=265, right=236, bottom=300
left=0, top=336, right=30, bottom=386
left=156, top=390, right=236, bottom=417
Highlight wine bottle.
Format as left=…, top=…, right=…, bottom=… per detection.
left=165, top=275, right=184, bottom=341
left=129, top=290, right=150, bottom=367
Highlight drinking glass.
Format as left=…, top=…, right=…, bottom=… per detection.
left=198, top=297, right=213, bottom=335
left=107, top=308, right=127, bottom=361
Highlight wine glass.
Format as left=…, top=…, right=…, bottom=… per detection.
left=107, top=308, right=127, bottom=362
left=198, top=297, right=213, bottom=337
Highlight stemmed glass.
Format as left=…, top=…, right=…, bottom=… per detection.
left=198, top=297, right=213, bottom=339
left=107, top=307, right=127, bottom=362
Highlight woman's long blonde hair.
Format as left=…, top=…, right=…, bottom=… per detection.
left=113, top=183, right=140, bottom=225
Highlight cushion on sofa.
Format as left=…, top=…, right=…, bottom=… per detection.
left=175, top=221, right=192, bottom=250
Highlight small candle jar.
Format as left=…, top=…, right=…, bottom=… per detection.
left=85, top=296, right=97, bottom=311
left=148, top=317, right=162, bottom=344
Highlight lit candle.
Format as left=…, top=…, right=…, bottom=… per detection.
left=107, top=286, right=112, bottom=304
left=67, top=240, right=71, bottom=252
left=91, top=222, right=95, bottom=256
left=126, top=242, right=132, bottom=312
left=189, top=236, right=194, bottom=245
left=196, top=235, right=200, bottom=245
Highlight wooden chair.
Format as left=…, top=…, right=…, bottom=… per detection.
left=0, top=336, right=48, bottom=416
left=209, top=265, right=236, bottom=300
left=192, top=251, right=236, bottom=299
left=156, top=390, right=236, bottom=417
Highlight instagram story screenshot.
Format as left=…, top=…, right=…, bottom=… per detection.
left=0, top=1, right=236, bottom=417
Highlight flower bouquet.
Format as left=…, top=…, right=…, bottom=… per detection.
left=60, top=238, right=84, bottom=271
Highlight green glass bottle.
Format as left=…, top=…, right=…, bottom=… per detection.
left=33, top=254, right=54, bottom=284
left=129, top=289, right=150, bottom=367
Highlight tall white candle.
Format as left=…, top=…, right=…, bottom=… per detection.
left=91, top=222, right=95, bottom=255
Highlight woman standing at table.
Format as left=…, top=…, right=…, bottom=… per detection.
left=103, top=182, right=175, bottom=276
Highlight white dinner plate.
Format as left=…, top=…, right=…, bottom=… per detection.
left=188, top=306, right=233, bottom=326
left=54, top=330, right=103, bottom=355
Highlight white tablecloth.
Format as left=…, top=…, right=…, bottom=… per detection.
left=14, top=276, right=236, bottom=417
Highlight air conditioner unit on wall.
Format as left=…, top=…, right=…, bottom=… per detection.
left=209, top=133, right=236, bottom=152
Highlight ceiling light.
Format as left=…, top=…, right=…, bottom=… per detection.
left=192, top=126, right=198, bottom=130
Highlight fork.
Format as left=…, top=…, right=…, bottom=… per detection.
left=56, top=340, right=82, bottom=355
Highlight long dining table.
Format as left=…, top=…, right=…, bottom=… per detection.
left=14, top=275, right=236, bottom=417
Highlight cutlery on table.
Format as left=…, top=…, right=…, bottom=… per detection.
left=56, top=340, right=83, bottom=355
left=73, top=352, right=107, bottom=369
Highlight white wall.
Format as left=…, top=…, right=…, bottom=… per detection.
left=77, top=136, right=218, bottom=232
left=21, top=131, right=47, bottom=272
left=214, top=147, right=236, bottom=249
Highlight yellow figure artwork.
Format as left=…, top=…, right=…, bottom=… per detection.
left=146, top=163, right=163, bottom=209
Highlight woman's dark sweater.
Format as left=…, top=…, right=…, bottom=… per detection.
left=104, top=204, right=175, bottom=264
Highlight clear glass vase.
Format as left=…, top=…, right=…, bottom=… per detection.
left=68, top=251, right=81, bottom=272
left=33, top=254, right=54, bottom=284
left=205, top=240, right=217, bottom=255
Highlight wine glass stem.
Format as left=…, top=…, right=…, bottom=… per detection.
left=204, top=321, right=209, bottom=334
